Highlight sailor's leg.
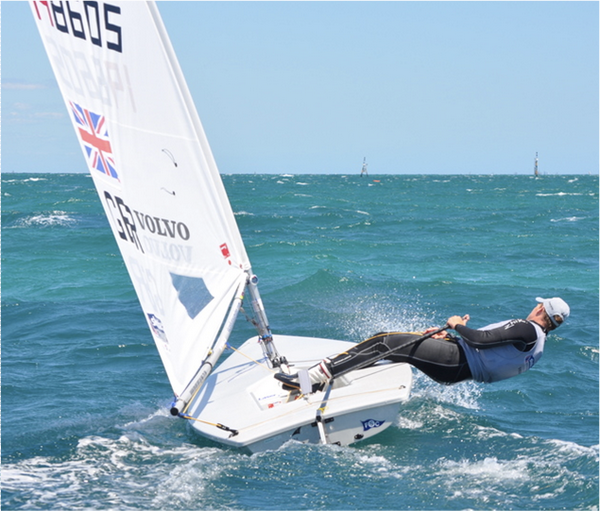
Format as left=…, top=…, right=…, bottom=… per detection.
left=327, top=333, right=418, bottom=377
left=378, top=333, right=472, bottom=384
left=274, top=332, right=471, bottom=390
left=274, top=333, right=398, bottom=390
left=328, top=333, right=471, bottom=384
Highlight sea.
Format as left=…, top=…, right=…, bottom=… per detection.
left=2, top=172, right=598, bottom=510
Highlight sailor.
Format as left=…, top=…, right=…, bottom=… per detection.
left=275, top=297, right=570, bottom=391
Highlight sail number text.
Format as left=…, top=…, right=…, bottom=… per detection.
left=32, top=1, right=122, bottom=53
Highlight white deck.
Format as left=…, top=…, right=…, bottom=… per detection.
left=186, top=334, right=412, bottom=452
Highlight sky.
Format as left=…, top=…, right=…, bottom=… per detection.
left=2, top=1, right=598, bottom=175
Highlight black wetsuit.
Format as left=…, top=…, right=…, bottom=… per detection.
left=327, top=320, right=540, bottom=385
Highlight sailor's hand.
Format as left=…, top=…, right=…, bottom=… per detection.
left=447, top=315, right=470, bottom=329
left=423, top=326, right=447, bottom=339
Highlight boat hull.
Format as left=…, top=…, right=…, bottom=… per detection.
left=186, top=334, right=412, bottom=452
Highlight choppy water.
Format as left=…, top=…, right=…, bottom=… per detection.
left=2, top=173, right=598, bottom=510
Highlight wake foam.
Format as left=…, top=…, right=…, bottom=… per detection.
left=2, top=433, right=237, bottom=510
left=13, top=211, right=77, bottom=228
left=411, top=372, right=482, bottom=410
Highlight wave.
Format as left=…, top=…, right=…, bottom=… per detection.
left=410, top=373, right=483, bottom=410
left=434, top=440, right=598, bottom=507
left=2, top=435, right=234, bottom=510
left=435, top=456, right=545, bottom=503
left=4, top=426, right=596, bottom=511
left=536, top=192, right=591, bottom=197
left=2, top=177, right=48, bottom=183
left=582, top=345, right=599, bottom=363
left=551, top=216, right=585, bottom=222
left=546, top=438, right=600, bottom=462
left=10, top=211, right=77, bottom=228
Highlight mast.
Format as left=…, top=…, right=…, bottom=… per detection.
left=534, top=152, right=539, bottom=176
left=247, top=275, right=287, bottom=368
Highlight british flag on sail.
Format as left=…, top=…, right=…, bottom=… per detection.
left=69, top=102, right=119, bottom=180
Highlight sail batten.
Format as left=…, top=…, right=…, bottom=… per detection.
left=30, top=1, right=252, bottom=396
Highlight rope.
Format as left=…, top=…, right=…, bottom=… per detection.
left=226, top=343, right=276, bottom=374
left=179, top=414, right=239, bottom=436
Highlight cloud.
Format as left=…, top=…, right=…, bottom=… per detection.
left=5, top=107, right=65, bottom=124
left=2, top=81, right=47, bottom=90
left=13, top=102, right=33, bottom=110
left=34, top=112, right=65, bottom=119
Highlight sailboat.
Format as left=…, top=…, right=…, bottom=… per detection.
left=360, top=157, right=369, bottom=177
left=534, top=152, right=539, bottom=177
left=31, top=1, right=412, bottom=452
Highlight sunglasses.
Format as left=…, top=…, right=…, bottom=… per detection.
left=544, top=310, right=564, bottom=330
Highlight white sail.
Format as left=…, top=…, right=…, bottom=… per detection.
left=30, top=1, right=250, bottom=396
left=32, top=1, right=416, bottom=452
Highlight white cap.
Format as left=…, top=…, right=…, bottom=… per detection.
left=536, top=297, right=570, bottom=328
